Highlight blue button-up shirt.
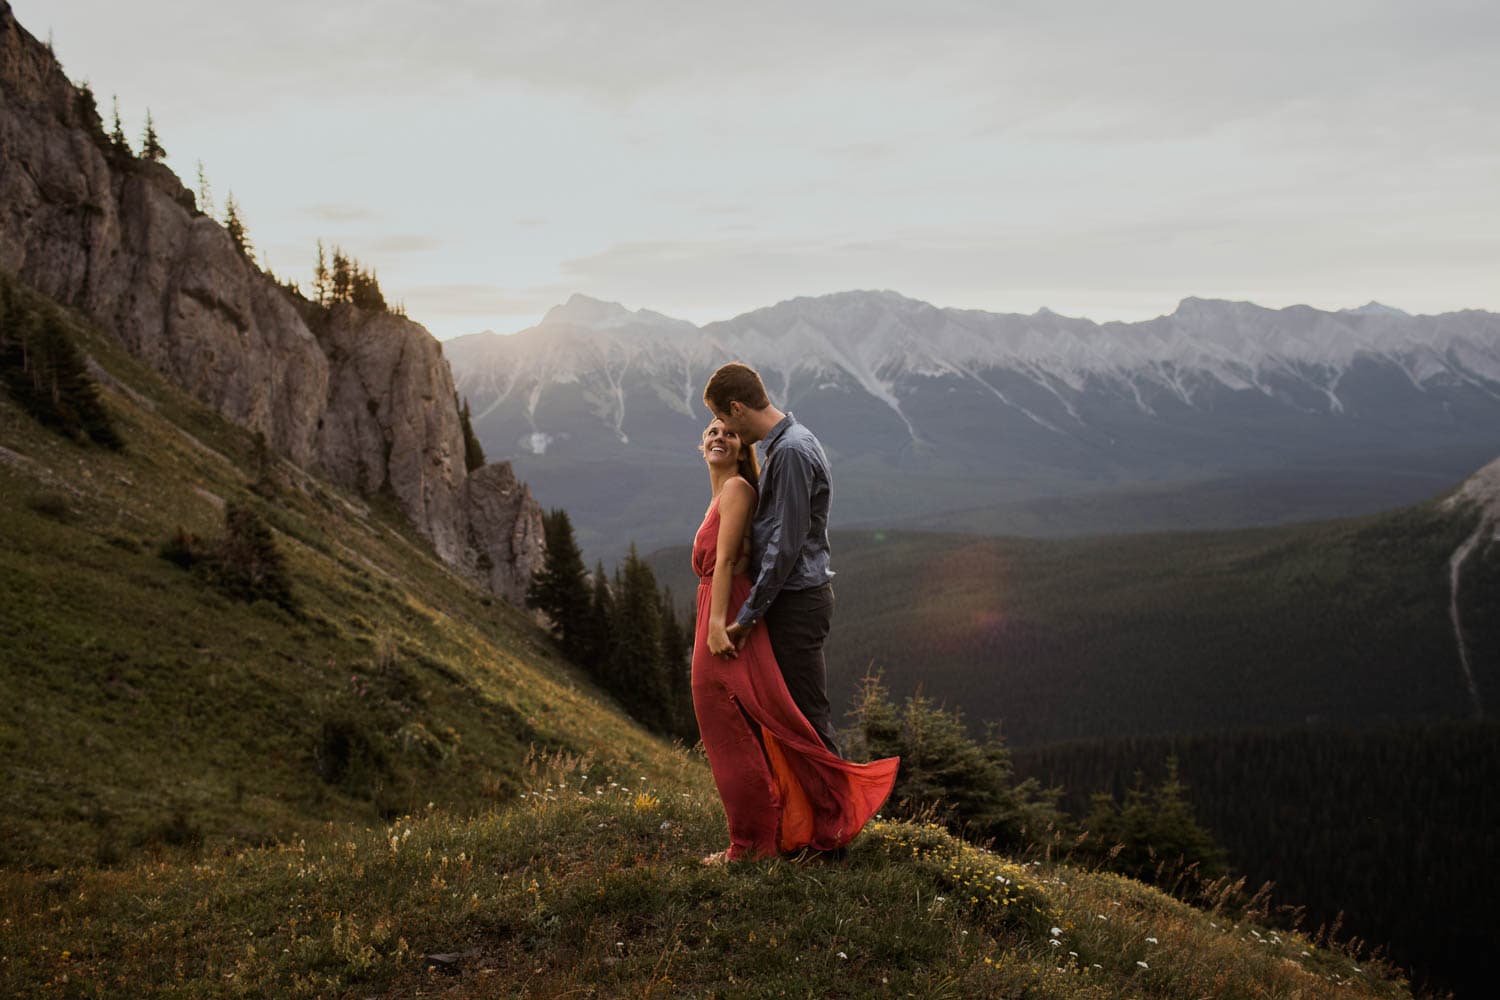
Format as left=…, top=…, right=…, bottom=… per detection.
left=735, top=413, right=834, bottom=628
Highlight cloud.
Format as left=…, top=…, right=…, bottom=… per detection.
left=366, top=234, right=441, bottom=255
left=304, top=203, right=377, bottom=223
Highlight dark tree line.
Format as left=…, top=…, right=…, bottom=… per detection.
left=1013, top=723, right=1500, bottom=998
left=65, top=82, right=410, bottom=318
left=527, top=511, right=696, bottom=742
left=312, top=241, right=394, bottom=313
left=0, top=273, right=122, bottom=449
left=846, top=673, right=1228, bottom=889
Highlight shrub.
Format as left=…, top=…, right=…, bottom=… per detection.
left=0, top=276, right=123, bottom=449
left=846, top=674, right=1065, bottom=852
left=212, top=501, right=296, bottom=610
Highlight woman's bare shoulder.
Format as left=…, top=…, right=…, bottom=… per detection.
left=717, top=476, right=756, bottom=514
left=726, top=475, right=756, bottom=496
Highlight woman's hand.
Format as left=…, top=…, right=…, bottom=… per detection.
left=707, top=622, right=738, bottom=659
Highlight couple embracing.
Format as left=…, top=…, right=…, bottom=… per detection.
left=691, top=362, right=899, bottom=865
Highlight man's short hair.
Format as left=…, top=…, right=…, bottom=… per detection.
left=703, top=362, right=770, bottom=413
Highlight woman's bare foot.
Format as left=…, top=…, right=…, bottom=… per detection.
left=700, top=849, right=731, bottom=867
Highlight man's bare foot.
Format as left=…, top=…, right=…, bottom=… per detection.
left=700, top=849, right=731, bottom=866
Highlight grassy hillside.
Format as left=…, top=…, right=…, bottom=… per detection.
left=2, top=749, right=1409, bottom=999
left=0, top=278, right=1418, bottom=997
left=645, top=471, right=1499, bottom=995
left=652, top=504, right=1490, bottom=748
left=0, top=274, right=687, bottom=869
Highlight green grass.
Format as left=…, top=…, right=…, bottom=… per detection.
left=0, top=749, right=1408, bottom=998
left=0, top=279, right=682, bottom=869
left=0, top=279, right=1412, bottom=996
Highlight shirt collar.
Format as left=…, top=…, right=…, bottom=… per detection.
left=762, top=412, right=795, bottom=454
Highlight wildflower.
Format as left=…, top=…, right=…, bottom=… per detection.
left=837, top=952, right=848, bottom=960
left=1050, top=927, right=1062, bottom=937
left=1049, top=939, right=1061, bottom=948
left=1137, top=960, right=1149, bottom=969
left=1145, top=936, right=1158, bottom=944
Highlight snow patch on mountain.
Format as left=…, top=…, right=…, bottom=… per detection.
left=448, top=290, right=1500, bottom=447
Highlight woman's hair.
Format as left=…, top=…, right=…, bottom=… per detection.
left=703, top=362, right=770, bottom=414
left=702, top=418, right=760, bottom=492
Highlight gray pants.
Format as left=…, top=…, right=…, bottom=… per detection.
left=764, top=583, right=840, bottom=757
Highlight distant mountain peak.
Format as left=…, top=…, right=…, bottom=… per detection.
left=1172, top=296, right=1259, bottom=317
left=539, top=294, right=694, bottom=332
left=1342, top=301, right=1411, bottom=318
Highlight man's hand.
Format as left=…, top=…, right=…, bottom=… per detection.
left=707, top=623, right=738, bottom=659
left=725, top=621, right=752, bottom=650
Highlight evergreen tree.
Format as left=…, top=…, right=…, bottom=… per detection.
left=108, top=95, right=129, bottom=154
left=214, top=500, right=295, bottom=610
left=195, top=160, right=214, bottom=217
left=0, top=279, right=122, bottom=449
left=657, top=586, right=697, bottom=742
left=350, top=266, right=386, bottom=311
left=313, top=240, right=330, bottom=305
left=847, top=674, right=1064, bottom=851
left=140, top=109, right=166, bottom=162
left=72, top=81, right=103, bottom=140
left=1079, top=757, right=1227, bottom=886
left=330, top=248, right=351, bottom=303
left=526, top=509, right=591, bottom=661
left=611, top=545, right=669, bottom=729
left=581, top=560, right=615, bottom=679
left=459, top=396, right=486, bottom=471
left=223, top=192, right=253, bottom=261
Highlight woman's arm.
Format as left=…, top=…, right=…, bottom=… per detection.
left=706, top=478, right=755, bottom=658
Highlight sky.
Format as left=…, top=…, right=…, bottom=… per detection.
left=25, top=1, right=1500, bottom=339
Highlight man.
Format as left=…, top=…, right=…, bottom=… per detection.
left=703, top=362, right=841, bottom=756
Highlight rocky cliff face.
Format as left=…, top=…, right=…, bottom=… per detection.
left=0, top=3, right=543, bottom=602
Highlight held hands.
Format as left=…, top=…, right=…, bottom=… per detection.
left=708, top=621, right=753, bottom=659
left=725, top=621, right=751, bottom=649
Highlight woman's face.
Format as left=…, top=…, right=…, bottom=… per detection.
left=701, top=419, right=743, bottom=469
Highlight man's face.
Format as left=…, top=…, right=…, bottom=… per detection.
left=711, top=401, right=754, bottom=442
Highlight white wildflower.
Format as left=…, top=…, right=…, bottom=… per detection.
left=1145, top=936, right=1158, bottom=944
left=1137, top=960, right=1149, bottom=969
left=1051, top=927, right=1063, bottom=937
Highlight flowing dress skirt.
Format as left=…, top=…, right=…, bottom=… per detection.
left=691, top=497, right=899, bottom=860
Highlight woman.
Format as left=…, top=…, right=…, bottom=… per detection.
left=691, top=418, right=899, bottom=864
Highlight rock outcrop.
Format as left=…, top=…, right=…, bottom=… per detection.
left=0, top=3, right=543, bottom=602
left=1443, top=454, right=1500, bottom=540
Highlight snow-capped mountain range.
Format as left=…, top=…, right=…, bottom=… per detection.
left=446, top=290, right=1500, bottom=560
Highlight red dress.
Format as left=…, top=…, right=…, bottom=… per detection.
left=691, top=492, right=900, bottom=860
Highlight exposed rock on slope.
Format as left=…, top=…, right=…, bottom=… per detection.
left=1443, top=453, right=1500, bottom=537
left=0, top=2, right=542, bottom=601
